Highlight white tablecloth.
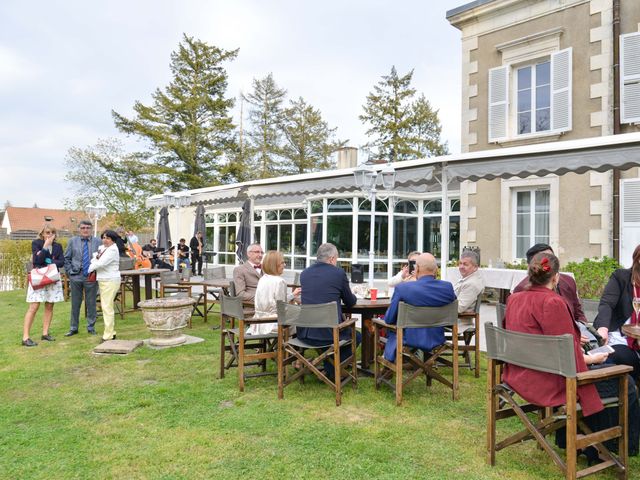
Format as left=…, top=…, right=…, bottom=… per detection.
left=446, top=267, right=573, bottom=292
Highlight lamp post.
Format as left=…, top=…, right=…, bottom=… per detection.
left=353, top=162, right=396, bottom=287
left=85, top=205, right=107, bottom=237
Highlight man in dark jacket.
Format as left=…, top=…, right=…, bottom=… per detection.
left=299, top=243, right=360, bottom=381
left=63, top=220, right=101, bottom=336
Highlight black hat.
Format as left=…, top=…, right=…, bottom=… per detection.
left=526, top=243, right=554, bottom=264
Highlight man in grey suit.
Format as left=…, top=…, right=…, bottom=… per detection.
left=63, top=220, right=102, bottom=336
left=232, top=243, right=263, bottom=302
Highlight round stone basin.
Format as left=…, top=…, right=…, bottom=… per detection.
left=138, top=297, right=196, bottom=347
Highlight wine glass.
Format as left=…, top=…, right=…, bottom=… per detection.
left=633, top=297, right=640, bottom=317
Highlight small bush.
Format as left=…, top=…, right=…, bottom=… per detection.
left=564, top=256, right=621, bottom=300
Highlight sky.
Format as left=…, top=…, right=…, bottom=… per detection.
left=0, top=0, right=465, bottom=209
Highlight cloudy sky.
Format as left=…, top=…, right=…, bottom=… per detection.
left=0, top=0, right=465, bottom=209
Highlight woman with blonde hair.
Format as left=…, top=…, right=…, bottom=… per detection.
left=22, top=224, right=65, bottom=346
left=249, top=250, right=300, bottom=335
left=88, top=230, right=121, bottom=342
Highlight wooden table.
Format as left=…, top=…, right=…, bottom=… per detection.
left=622, top=324, right=640, bottom=340
left=120, top=268, right=170, bottom=309
left=344, top=298, right=391, bottom=373
left=160, top=278, right=231, bottom=323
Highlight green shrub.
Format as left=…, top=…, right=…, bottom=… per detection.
left=564, top=256, right=621, bottom=300
left=0, top=238, right=69, bottom=290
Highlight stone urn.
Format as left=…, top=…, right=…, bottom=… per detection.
left=138, top=297, right=196, bottom=347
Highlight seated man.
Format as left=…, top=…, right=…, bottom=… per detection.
left=299, top=242, right=361, bottom=381
left=177, top=238, right=191, bottom=270
left=142, top=239, right=172, bottom=269
left=232, top=243, right=263, bottom=302
left=452, top=250, right=485, bottom=338
left=383, top=253, right=456, bottom=362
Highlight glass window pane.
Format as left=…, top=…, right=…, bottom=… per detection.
left=205, top=214, right=215, bottom=223
left=423, top=217, right=442, bottom=258
left=449, top=215, right=460, bottom=261
left=265, top=210, right=277, bottom=221
left=516, top=236, right=529, bottom=259
left=517, top=90, right=531, bottom=112
left=293, top=257, right=306, bottom=270
left=327, top=216, right=352, bottom=257
left=516, top=213, right=530, bottom=236
left=310, top=201, right=323, bottom=214
left=327, top=198, right=352, bottom=212
left=283, top=257, right=292, bottom=269
left=218, top=226, right=227, bottom=252
left=294, top=209, right=306, bottom=219
left=310, top=217, right=323, bottom=255
left=536, top=108, right=551, bottom=132
left=518, top=112, right=531, bottom=134
left=217, top=213, right=226, bottom=223
left=228, top=213, right=237, bottom=222
left=450, top=199, right=460, bottom=213
left=393, top=216, right=418, bottom=257
left=536, top=61, right=550, bottom=85
left=536, top=85, right=550, bottom=109
left=280, top=209, right=292, bottom=220
left=206, top=226, right=214, bottom=250
left=254, top=211, right=261, bottom=222
left=358, top=215, right=388, bottom=259
left=358, top=215, right=370, bottom=257
left=516, top=191, right=530, bottom=212
left=280, top=225, right=292, bottom=253
left=424, top=199, right=442, bottom=214
left=394, top=200, right=417, bottom=214
left=266, top=225, right=278, bottom=251
left=535, top=189, right=550, bottom=212
left=294, top=224, right=306, bottom=255
left=253, top=226, right=260, bottom=244
left=518, top=66, right=531, bottom=90
left=535, top=190, right=550, bottom=239
left=375, top=199, right=388, bottom=212
left=359, top=199, right=371, bottom=211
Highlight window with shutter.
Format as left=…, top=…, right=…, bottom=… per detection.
left=488, top=65, right=509, bottom=142
left=621, top=32, right=640, bottom=124
left=620, top=178, right=640, bottom=268
left=550, top=48, right=571, bottom=132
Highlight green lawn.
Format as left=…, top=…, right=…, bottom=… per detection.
left=0, top=289, right=635, bottom=479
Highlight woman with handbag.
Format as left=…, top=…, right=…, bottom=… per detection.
left=22, top=224, right=65, bottom=346
left=88, top=230, right=121, bottom=342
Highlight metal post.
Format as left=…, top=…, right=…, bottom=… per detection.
left=440, top=164, right=449, bottom=273
left=369, top=189, right=376, bottom=288
left=174, top=207, right=180, bottom=272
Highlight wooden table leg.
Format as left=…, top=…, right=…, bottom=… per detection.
left=143, top=275, right=153, bottom=300
left=131, top=277, right=141, bottom=308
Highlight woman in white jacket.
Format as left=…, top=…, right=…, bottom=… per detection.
left=249, top=250, right=300, bottom=335
left=88, top=230, right=121, bottom=342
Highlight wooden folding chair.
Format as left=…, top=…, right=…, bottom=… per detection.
left=373, top=300, right=460, bottom=405
left=447, top=293, right=483, bottom=377
left=485, top=322, right=632, bottom=480
left=276, top=300, right=357, bottom=406
left=219, top=294, right=278, bottom=391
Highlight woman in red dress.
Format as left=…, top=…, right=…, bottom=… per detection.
left=504, top=252, right=639, bottom=459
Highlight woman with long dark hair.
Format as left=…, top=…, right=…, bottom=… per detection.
left=595, top=244, right=640, bottom=378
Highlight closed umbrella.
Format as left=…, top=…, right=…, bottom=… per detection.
left=193, top=204, right=206, bottom=247
left=235, top=199, right=252, bottom=263
left=157, top=207, right=171, bottom=251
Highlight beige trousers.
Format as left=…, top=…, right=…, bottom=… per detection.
left=99, top=280, right=120, bottom=340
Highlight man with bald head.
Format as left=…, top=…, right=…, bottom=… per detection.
left=383, top=252, right=457, bottom=361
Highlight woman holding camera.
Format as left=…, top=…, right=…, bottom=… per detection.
left=22, top=225, right=65, bottom=346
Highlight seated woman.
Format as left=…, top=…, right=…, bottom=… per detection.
left=248, top=250, right=300, bottom=335
left=388, top=251, right=421, bottom=288
left=594, top=244, right=640, bottom=379
left=504, top=252, right=639, bottom=459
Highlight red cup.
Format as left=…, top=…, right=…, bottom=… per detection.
left=370, top=288, right=378, bottom=301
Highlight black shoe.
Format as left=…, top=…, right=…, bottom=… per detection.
left=87, top=330, right=97, bottom=335
left=41, top=334, right=55, bottom=341
left=65, top=330, right=78, bottom=337
left=22, top=338, right=37, bottom=347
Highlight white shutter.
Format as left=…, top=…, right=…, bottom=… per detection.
left=620, top=178, right=640, bottom=268
left=551, top=48, right=572, bottom=132
left=488, top=65, right=509, bottom=142
left=620, top=32, right=640, bottom=124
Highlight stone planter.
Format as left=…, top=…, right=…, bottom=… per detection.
left=138, top=297, right=196, bottom=347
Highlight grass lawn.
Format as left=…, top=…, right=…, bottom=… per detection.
left=0, top=289, right=636, bottom=479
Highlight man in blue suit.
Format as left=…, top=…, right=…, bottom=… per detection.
left=299, top=243, right=360, bottom=381
left=383, top=252, right=456, bottom=361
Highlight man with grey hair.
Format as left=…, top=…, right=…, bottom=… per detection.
left=233, top=242, right=263, bottom=302
left=63, top=219, right=102, bottom=336
left=453, top=250, right=485, bottom=313
left=299, top=243, right=359, bottom=381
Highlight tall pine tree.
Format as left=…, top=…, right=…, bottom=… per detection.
left=112, top=34, right=238, bottom=190
left=360, top=66, right=447, bottom=162
left=242, top=73, right=287, bottom=179
left=280, top=97, right=345, bottom=174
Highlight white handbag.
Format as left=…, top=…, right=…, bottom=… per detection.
left=28, top=264, right=61, bottom=290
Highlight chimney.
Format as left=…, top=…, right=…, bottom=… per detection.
left=336, top=147, right=358, bottom=169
